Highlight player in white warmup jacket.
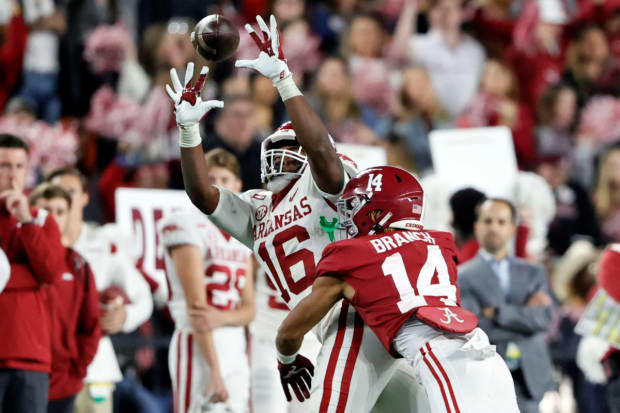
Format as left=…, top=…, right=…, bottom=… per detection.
left=166, top=14, right=421, bottom=413
left=159, top=148, right=254, bottom=413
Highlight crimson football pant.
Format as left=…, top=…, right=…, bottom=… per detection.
left=0, top=369, right=49, bottom=413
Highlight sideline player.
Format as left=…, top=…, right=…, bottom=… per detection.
left=47, top=167, right=153, bottom=411
left=166, top=14, right=419, bottom=413
left=158, top=148, right=254, bottom=413
left=276, top=166, right=520, bottom=413
left=29, top=183, right=101, bottom=413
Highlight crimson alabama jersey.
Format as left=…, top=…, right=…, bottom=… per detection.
left=209, top=158, right=357, bottom=314
left=316, top=229, right=478, bottom=356
left=159, top=211, right=252, bottom=329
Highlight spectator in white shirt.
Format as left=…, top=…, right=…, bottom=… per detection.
left=389, top=0, right=486, bottom=118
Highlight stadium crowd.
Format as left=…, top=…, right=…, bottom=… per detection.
left=0, top=0, right=619, bottom=412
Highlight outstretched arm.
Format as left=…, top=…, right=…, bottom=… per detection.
left=276, top=276, right=346, bottom=356
left=236, top=15, right=344, bottom=194
left=166, top=63, right=223, bottom=214
left=275, top=275, right=346, bottom=402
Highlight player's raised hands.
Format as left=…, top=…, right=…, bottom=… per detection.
left=235, top=15, right=291, bottom=83
left=278, top=354, right=314, bottom=402
left=166, top=62, right=224, bottom=130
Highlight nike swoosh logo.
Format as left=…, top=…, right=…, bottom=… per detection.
left=288, top=188, right=299, bottom=202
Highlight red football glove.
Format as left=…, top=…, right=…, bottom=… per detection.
left=278, top=354, right=314, bottom=402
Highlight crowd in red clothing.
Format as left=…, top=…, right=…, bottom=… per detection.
left=0, top=0, right=619, bottom=412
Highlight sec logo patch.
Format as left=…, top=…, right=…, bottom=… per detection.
left=255, top=205, right=268, bottom=221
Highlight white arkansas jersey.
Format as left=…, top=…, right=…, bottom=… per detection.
left=250, top=263, right=289, bottom=338
left=159, top=211, right=252, bottom=329
left=210, top=158, right=357, bottom=314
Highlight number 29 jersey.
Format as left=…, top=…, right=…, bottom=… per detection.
left=315, top=229, right=478, bottom=356
left=158, top=211, right=252, bottom=329
left=209, top=160, right=356, bottom=315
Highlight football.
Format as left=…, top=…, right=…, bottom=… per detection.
left=191, top=14, right=240, bottom=62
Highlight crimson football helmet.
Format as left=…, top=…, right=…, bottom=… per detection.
left=260, top=122, right=308, bottom=183
left=338, top=166, right=424, bottom=238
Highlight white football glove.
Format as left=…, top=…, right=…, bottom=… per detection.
left=166, top=62, right=223, bottom=147
left=235, top=15, right=291, bottom=83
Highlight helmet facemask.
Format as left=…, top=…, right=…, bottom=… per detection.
left=337, top=193, right=370, bottom=239
left=260, top=124, right=308, bottom=193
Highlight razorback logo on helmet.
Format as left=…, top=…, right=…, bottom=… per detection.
left=255, top=205, right=268, bottom=221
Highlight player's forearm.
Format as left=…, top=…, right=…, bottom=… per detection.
left=195, top=330, right=222, bottom=373
left=276, top=332, right=304, bottom=357
left=219, top=301, right=255, bottom=327
left=180, top=143, right=220, bottom=214
left=282, top=96, right=344, bottom=194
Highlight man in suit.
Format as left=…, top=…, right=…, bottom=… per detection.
left=458, top=198, right=555, bottom=413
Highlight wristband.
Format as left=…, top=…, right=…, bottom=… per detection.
left=178, top=123, right=202, bottom=148
left=274, top=75, right=302, bottom=101
left=277, top=350, right=298, bottom=364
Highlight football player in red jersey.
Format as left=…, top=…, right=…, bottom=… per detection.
left=276, top=166, right=520, bottom=413
left=167, top=14, right=421, bottom=413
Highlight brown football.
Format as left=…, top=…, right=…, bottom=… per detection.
left=191, top=14, right=240, bottom=62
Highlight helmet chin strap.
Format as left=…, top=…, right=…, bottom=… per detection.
left=368, top=212, right=393, bottom=235
left=267, top=174, right=296, bottom=193
left=389, top=219, right=424, bottom=231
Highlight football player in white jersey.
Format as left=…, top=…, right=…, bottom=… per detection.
left=166, top=14, right=420, bottom=413
left=250, top=257, right=322, bottom=413
left=158, top=148, right=254, bottom=413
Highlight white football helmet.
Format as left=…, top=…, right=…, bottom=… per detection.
left=260, top=122, right=308, bottom=184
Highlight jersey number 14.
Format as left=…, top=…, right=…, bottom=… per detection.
left=381, top=245, right=457, bottom=313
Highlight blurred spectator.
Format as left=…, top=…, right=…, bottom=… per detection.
left=48, top=167, right=153, bottom=413
left=0, top=3, right=27, bottom=113
left=595, top=146, right=620, bottom=242
left=535, top=83, right=578, bottom=160
left=449, top=187, right=487, bottom=262
left=505, top=0, right=568, bottom=111
left=344, top=12, right=392, bottom=128
left=0, top=134, right=64, bottom=413
left=536, top=154, right=604, bottom=255
left=272, top=0, right=305, bottom=25
left=280, top=18, right=322, bottom=85
left=562, top=25, right=620, bottom=108
left=251, top=75, right=282, bottom=134
left=547, top=240, right=608, bottom=413
left=459, top=198, right=554, bottom=413
left=390, top=0, right=486, bottom=118
left=29, top=183, right=102, bottom=413
left=310, top=57, right=378, bottom=145
left=203, top=94, right=262, bottom=190
left=19, top=0, right=66, bottom=123
left=0, top=97, right=79, bottom=187
left=449, top=186, right=529, bottom=264
left=388, top=66, right=451, bottom=175
left=458, top=59, right=536, bottom=168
